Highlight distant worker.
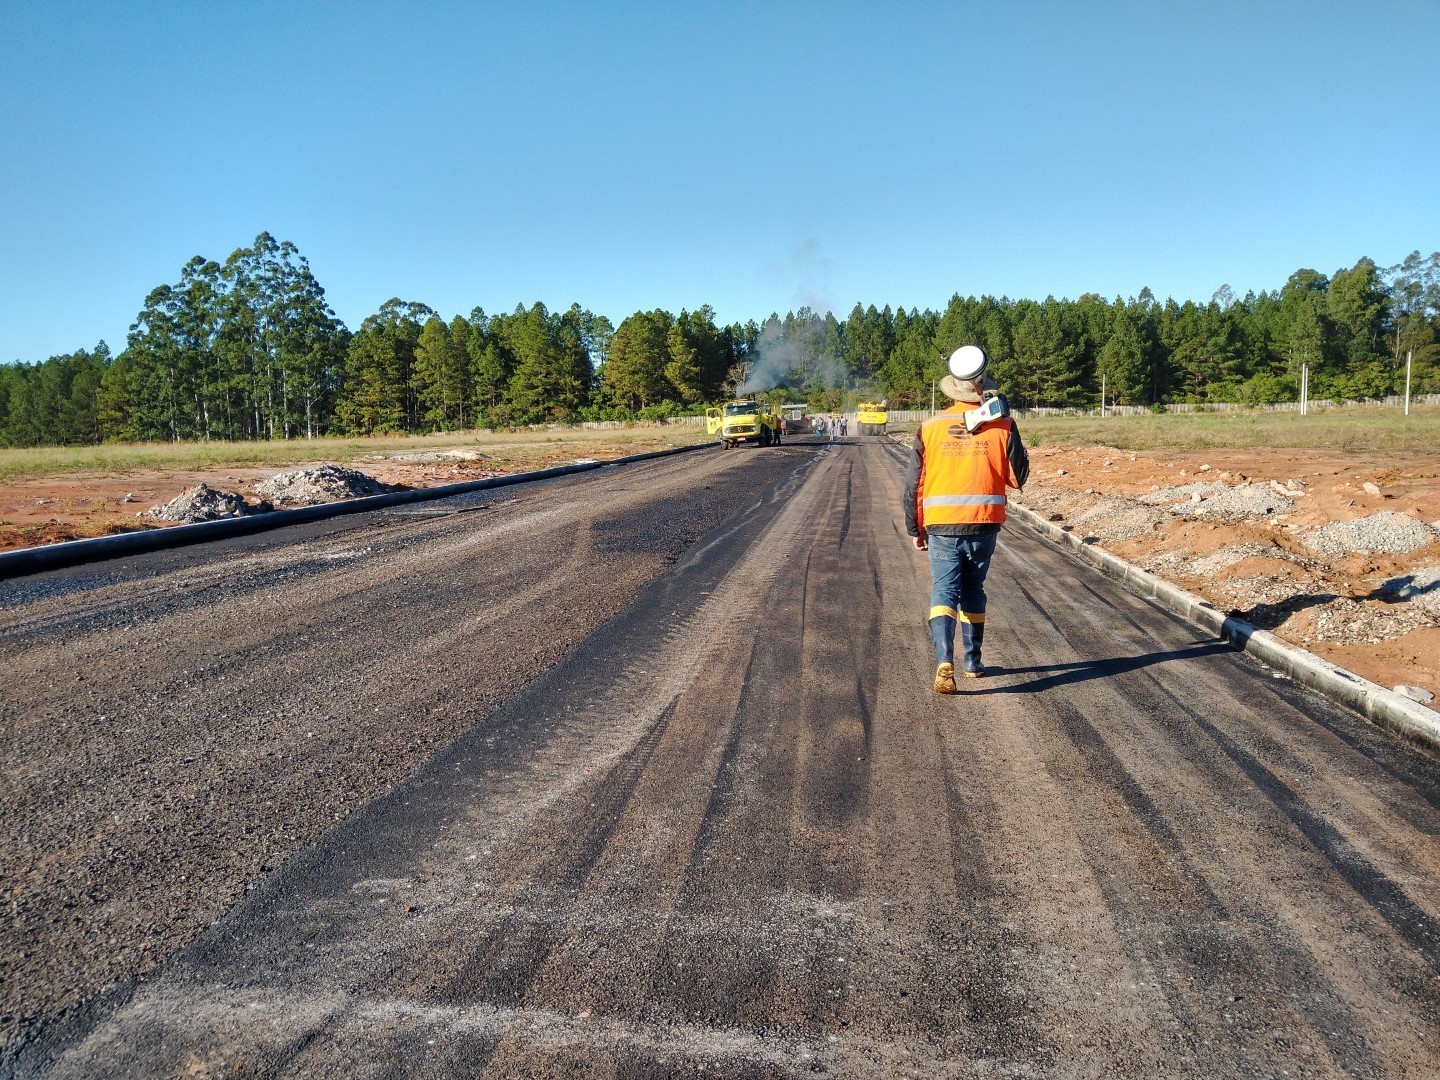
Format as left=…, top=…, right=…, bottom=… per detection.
left=839, top=415, right=848, bottom=437
left=903, top=345, right=1029, bottom=693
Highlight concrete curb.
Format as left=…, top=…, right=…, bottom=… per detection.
left=0, top=442, right=712, bottom=581
left=1007, top=501, right=1440, bottom=754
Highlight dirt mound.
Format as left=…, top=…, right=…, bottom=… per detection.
left=255, top=465, right=397, bottom=508
left=1303, top=510, right=1439, bottom=556
left=140, top=483, right=261, bottom=524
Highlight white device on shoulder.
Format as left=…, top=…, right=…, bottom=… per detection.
left=963, top=393, right=1009, bottom=433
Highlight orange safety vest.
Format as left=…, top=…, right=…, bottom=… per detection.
left=915, top=407, right=1015, bottom=529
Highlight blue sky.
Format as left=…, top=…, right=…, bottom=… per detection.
left=3, top=0, right=1437, bottom=363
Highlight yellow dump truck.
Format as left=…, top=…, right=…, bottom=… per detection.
left=706, top=400, right=782, bottom=448
left=856, top=400, right=888, bottom=435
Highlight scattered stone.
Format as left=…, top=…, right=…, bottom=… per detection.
left=1179, top=469, right=1189, bottom=476
left=123, top=493, right=136, bottom=503
left=1362, top=481, right=1382, bottom=496
left=1304, top=512, right=1439, bottom=557
left=1056, top=468, right=1067, bottom=476
left=141, top=483, right=259, bottom=524
left=1270, top=480, right=1307, bottom=498
left=255, top=466, right=397, bottom=508
left=1395, top=685, right=1435, bottom=704
left=1198, top=464, right=1211, bottom=472
left=1103, top=459, right=1112, bottom=466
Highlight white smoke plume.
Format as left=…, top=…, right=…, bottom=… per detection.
left=736, top=317, right=848, bottom=395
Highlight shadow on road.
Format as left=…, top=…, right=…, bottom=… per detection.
left=974, top=640, right=1233, bottom=694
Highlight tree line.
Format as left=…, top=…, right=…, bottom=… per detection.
left=3, top=234, right=1437, bottom=448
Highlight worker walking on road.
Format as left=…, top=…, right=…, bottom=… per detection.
left=903, top=345, right=1029, bottom=693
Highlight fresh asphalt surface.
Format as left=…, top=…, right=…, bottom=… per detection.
left=7, top=436, right=1440, bottom=1077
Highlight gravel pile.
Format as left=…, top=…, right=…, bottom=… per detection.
left=140, top=483, right=260, bottom=524
left=1187, top=543, right=1294, bottom=576
left=384, top=449, right=491, bottom=463
left=255, top=465, right=396, bottom=508
left=1067, top=497, right=1169, bottom=541
left=1375, top=566, right=1440, bottom=616
left=1288, top=596, right=1436, bottom=644
left=1140, top=481, right=1295, bottom=520
left=1303, top=511, right=1439, bottom=557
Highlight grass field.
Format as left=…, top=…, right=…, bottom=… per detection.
left=0, top=424, right=713, bottom=486
left=889, top=404, right=1440, bottom=454
left=5, top=406, right=1436, bottom=487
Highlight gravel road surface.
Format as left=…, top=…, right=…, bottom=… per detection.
left=5, top=437, right=1440, bottom=1077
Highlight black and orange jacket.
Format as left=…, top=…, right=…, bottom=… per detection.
left=903, top=405, right=1029, bottom=537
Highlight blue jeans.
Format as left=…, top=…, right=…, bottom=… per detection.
left=927, top=531, right=997, bottom=666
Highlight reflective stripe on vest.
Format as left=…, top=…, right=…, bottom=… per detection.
left=916, top=409, right=1012, bottom=528
left=922, top=494, right=1007, bottom=507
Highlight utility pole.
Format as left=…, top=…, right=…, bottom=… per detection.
left=1101, top=374, right=1106, bottom=418
left=1405, top=349, right=1413, bottom=416
left=1300, top=362, right=1309, bottom=416
left=931, top=380, right=936, bottom=416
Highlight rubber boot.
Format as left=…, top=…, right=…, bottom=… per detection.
left=930, top=614, right=958, bottom=693
left=929, top=615, right=956, bottom=666
left=961, top=620, right=986, bottom=677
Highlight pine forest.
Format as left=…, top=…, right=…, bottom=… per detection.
left=2, top=233, right=1438, bottom=448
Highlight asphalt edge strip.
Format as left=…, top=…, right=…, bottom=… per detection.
left=0, top=441, right=713, bottom=581
left=1006, top=501, right=1440, bottom=755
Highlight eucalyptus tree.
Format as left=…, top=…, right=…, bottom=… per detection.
left=221, top=233, right=348, bottom=439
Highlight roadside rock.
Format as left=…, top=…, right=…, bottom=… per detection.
left=140, top=483, right=261, bottom=523
left=255, top=466, right=397, bottom=508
